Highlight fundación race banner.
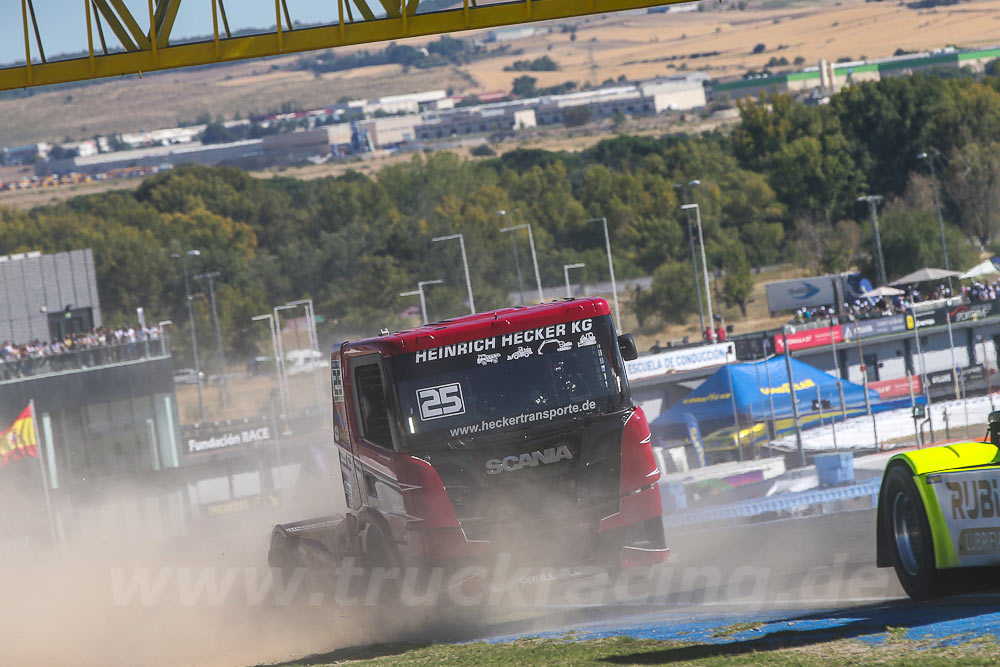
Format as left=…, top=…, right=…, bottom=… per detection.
left=0, top=405, right=37, bottom=468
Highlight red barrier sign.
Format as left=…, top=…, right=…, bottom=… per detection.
left=869, top=376, right=923, bottom=399
left=773, top=325, right=844, bottom=353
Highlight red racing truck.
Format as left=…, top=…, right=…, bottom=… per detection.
left=269, top=297, right=668, bottom=591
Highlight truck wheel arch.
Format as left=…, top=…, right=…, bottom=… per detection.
left=357, top=509, right=401, bottom=569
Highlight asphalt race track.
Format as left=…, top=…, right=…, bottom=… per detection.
left=461, top=509, right=1000, bottom=652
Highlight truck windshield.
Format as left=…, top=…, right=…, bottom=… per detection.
left=392, top=315, right=627, bottom=450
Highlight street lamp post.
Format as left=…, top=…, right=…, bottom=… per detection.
left=944, top=299, right=961, bottom=400
left=857, top=195, right=886, bottom=286
left=564, top=263, right=585, bottom=298
left=500, top=220, right=543, bottom=305
left=195, top=271, right=230, bottom=406
left=252, top=313, right=285, bottom=466
left=681, top=203, right=715, bottom=342
left=675, top=179, right=705, bottom=333
left=979, top=334, right=995, bottom=411
left=828, top=316, right=848, bottom=421
left=400, top=279, right=444, bottom=324
left=848, top=315, right=881, bottom=450
left=497, top=211, right=525, bottom=305
left=157, top=319, right=172, bottom=356
left=432, top=233, right=475, bottom=314
left=781, top=326, right=806, bottom=468
left=286, top=298, right=323, bottom=411
left=587, top=216, right=622, bottom=334
left=918, top=150, right=953, bottom=293
left=286, top=299, right=319, bottom=361
left=910, top=306, right=934, bottom=442
left=274, top=304, right=299, bottom=419
left=171, top=249, right=205, bottom=423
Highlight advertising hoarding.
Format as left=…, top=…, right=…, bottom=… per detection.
left=625, top=342, right=736, bottom=381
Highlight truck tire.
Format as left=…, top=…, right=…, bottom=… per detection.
left=268, top=527, right=302, bottom=586
left=881, top=464, right=947, bottom=600
left=362, top=525, right=401, bottom=604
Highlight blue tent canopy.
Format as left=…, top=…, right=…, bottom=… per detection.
left=650, top=356, right=914, bottom=439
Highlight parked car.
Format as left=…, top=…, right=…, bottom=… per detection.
left=173, top=368, right=205, bottom=385
left=284, top=349, right=327, bottom=376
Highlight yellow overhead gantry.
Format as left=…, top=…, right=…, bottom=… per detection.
left=4, top=0, right=687, bottom=92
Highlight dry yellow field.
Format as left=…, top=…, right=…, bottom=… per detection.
left=463, top=0, right=1000, bottom=92
left=1, top=0, right=999, bottom=146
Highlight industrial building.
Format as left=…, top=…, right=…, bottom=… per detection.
left=713, top=46, right=1000, bottom=101
left=417, top=76, right=706, bottom=139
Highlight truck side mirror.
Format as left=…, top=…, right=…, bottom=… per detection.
left=618, top=333, right=638, bottom=361
left=990, top=411, right=1000, bottom=446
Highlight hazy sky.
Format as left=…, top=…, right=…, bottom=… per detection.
left=1, top=0, right=354, bottom=66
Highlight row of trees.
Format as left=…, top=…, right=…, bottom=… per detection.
left=1, top=71, right=999, bottom=366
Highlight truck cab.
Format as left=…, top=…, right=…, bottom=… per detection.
left=269, top=298, right=668, bottom=586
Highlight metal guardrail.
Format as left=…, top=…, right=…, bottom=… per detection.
left=662, top=477, right=881, bottom=529
left=0, top=338, right=169, bottom=383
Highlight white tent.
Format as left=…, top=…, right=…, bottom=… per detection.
left=960, top=259, right=1000, bottom=280
left=889, top=267, right=962, bottom=285
left=861, top=285, right=905, bottom=298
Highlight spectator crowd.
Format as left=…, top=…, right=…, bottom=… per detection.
left=0, top=325, right=166, bottom=380
left=792, top=284, right=962, bottom=324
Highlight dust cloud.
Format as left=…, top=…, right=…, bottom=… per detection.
left=0, top=465, right=380, bottom=667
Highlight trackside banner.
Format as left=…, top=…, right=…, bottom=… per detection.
left=185, top=424, right=273, bottom=454
left=774, top=314, right=915, bottom=353
left=625, top=342, right=736, bottom=381
left=773, top=325, right=843, bottom=354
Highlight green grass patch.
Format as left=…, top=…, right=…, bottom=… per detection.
left=710, top=621, right=765, bottom=638
left=268, top=633, right=1000, bottom=666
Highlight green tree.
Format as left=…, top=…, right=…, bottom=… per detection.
left=721, top=241, right=753, bottom=316
left=511, top=75, right=538, bottom=98
left=945, top=141, right=1000, bottom=248
left=873, top=206, right=976, bottom=281
left=642, top=261, right=699, bottom=325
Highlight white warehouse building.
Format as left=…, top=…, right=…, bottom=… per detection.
left=415, top=76, right=705, bottom=140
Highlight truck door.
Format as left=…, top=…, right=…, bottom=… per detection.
left=345, top=353, right=398, bottom=510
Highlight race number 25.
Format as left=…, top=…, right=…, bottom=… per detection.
left=417, top=383, right=465, bottom=420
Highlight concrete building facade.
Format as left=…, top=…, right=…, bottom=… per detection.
left=0, top=249, right=101, bottom=344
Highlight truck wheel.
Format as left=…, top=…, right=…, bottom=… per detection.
left=363, top=526, right=401, bottom=604
left=881, top=464, right=946, bottom=600
left=268, top=528, right=303, bottom=590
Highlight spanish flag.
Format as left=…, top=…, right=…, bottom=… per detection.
left=0, top=405, right=37, bottom=468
